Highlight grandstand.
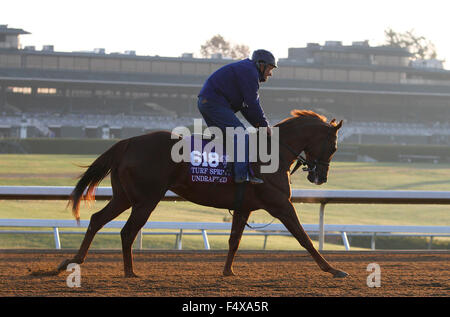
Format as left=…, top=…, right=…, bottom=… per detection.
left=1, top=25, right=450, bottom=145
left=341, top=121, right=450, bottom=145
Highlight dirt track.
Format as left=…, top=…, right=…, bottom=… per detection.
left=0, top=250, right=448, bottom=297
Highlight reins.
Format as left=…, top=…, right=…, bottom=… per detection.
left=278, top=137, right=330, bottom=176
left=227, top=209, right=276, bottom=229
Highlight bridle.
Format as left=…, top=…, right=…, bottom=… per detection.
left=279, top=132, right=332, bottom=176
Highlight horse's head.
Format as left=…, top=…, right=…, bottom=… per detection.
left=276, top=110, right=344, bottom=185
left=303, top=118, right=343, bottom=185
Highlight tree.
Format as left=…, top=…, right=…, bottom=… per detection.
left=200, top=34, right=250, bottom=59
left=384, top=28, right=438, bottom=60
left=230, top=44, right=251, bottom=60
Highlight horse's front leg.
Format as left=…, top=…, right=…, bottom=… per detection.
left=267, top=202, right=348, bottom=278
left=223, top=210, right=250, bottom=276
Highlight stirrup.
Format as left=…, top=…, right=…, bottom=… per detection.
left=248, top=176, right=264, bottom=185
left=235, top=175, right=264, bottom=185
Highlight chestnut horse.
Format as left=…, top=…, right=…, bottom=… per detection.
left=57, top=110, right=348, bottom=278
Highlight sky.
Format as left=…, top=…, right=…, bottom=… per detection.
left=1, top=0, right=449, bottom=68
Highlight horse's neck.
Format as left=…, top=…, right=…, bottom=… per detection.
left=278, top=120, right=317, bottom=153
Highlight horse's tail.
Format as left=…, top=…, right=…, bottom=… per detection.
left=69, top=139, right=128, bottom=223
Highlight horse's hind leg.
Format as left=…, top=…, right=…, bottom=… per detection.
left=223, top=210, right=250, bottom=276
left=57, top=171, right=131, bottom=272
left=57, top=196, right=130, bottom=272
left=120, top=198, right=161, bottom=278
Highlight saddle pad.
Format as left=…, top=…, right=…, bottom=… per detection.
left=189, top=136, right=232, bottom=184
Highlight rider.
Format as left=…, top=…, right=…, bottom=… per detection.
left=197, top=49, right=277, bottom=184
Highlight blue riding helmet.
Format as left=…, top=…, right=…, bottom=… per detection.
left=251, top=49, right=277, bottom=82
left=251, top=49, right=277, bottom=68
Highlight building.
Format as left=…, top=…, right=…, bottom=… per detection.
left=0, top=24, right=29, bottom=49
left=0, top=25, right=450, bottom=144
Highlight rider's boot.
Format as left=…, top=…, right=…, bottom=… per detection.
left=234, top=172, right=264, bottom=185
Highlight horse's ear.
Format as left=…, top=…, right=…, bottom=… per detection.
left=330, top=118, right=336, bottom=125
left=334, top=120, right=343, bottom=130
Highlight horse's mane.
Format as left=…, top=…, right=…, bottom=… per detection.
left=275, top=109, right=334, bottom=127
left=291, top=110, right=327, bottom=122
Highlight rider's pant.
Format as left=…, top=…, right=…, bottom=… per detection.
left=197, top=97, right=249, bottom=182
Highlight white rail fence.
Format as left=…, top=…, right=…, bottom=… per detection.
left=0, top=186, right=449, bottom=251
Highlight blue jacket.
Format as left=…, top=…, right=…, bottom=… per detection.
left=198, top=58, right=269, bottom=128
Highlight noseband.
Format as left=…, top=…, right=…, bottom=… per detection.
left=292, top=154, right=329, bottom=175
left=280, top=133, right=332, bottom=176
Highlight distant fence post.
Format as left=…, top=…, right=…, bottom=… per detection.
left=201, top=230, right=210, bottom=250
left=341, top=232, right=350, bottom=250
left=176, top=229, right=183, bottom=250
left=319, top=203, right=326, bottom=251
left=263, top=234, right=268, bottom=250
left=371, top=233, right=376, bottom=250
left=53, top=227, right=61, bottom=249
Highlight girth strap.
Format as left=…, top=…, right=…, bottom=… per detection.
left=233, top=182, right=247, bottom=214
left=230, top=182, right=275, bottom=230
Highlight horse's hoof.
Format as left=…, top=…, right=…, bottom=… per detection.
left=223, top=270, right=235, bottom=277
left=333, top=270, right=349, bottom=278
left=57, top=258, right=82, bottom=272
left=124, top=272, right=140, bottom=278
left=57, top=259, right=71, bottom=272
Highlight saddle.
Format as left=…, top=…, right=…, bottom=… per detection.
left=186, top=134, right=261, bottom=222
left=188, top=134, right=233, bottom=185
left=187, top=134, right=263, bottom=185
